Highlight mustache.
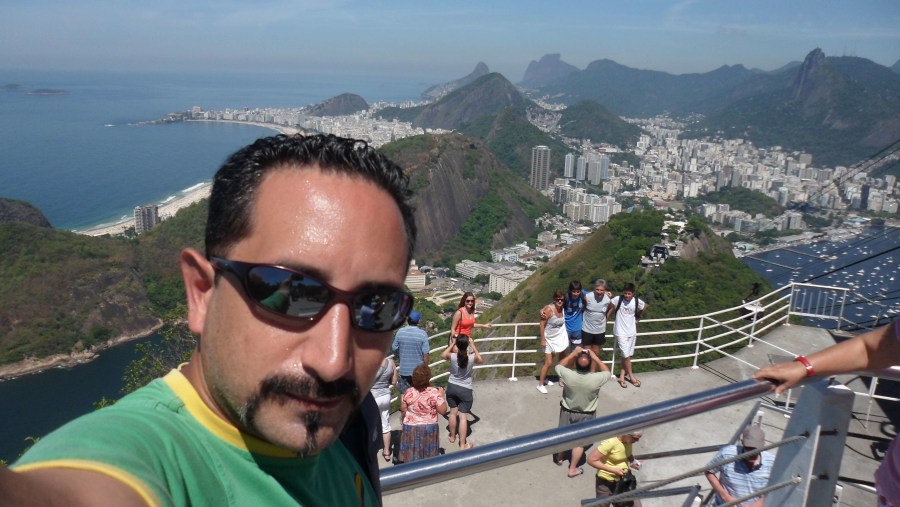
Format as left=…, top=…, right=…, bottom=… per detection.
left=256, top=374, right=361, bottom=402
left=239, top=373, right=361, bottom=446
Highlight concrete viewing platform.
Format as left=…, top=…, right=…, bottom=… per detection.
left=380, top=324, right=897, bottom=506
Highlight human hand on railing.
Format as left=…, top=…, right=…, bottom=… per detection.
left=753, top=360, right=808, bottom=395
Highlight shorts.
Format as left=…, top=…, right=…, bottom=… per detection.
left=375, top=393, right=391, bottom=433
left=398, top=375, right=413, bottom=395
left=558, top=405, right=595, bottom=427
left=581, top=330, right=606, bottom=347
left=445, top=383, right=473, bottom=413
left=616, top=335, right=636, bottom=358
left=567, top=329, right=582, bottom=346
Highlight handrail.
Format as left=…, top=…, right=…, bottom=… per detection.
left=381, top=378, right=774, bottom=493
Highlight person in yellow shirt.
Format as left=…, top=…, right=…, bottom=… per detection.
left=587, top=431, right=643, bottom=506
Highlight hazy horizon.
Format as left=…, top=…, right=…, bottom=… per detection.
left=2, top=1, right=898, bottom=84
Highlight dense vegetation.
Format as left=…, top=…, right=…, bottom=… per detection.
left=461, top=107, right=571, bottom=180
left=480, top=210, right=770, bottom=377
left=557, top=100, right=642, bottom=149
left=0, top=202, right=206, bottom=366
left=685, top=187, right=784, bottom=219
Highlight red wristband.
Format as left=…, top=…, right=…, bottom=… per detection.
left=794, top=355, right=815, bottom=376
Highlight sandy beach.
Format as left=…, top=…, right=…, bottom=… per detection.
left=75, top=181, right=214, bottom=237
left=74, top=120, right=301, bottom=237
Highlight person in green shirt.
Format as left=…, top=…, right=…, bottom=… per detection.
left=1, top=134, right=418, bottom=506
left=553, top=346, right=611, bottom=478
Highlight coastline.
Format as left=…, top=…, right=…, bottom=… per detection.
left=0, top=321, right=164, bottom=381
left=73, top=120, right=300, bottom=237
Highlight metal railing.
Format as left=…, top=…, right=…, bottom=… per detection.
left=409, top=282, right=877, bottom=387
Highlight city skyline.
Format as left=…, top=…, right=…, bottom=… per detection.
left=2, top=1, right=899, bottom=82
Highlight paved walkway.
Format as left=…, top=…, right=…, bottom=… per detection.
left=380, top=324, right=896, bottom=506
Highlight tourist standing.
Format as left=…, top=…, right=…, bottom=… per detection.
left=582, top=278, right=612, bottom=367
left=371, top=357, right=398, bottom=462
left=450, top=292, right=492, bottom=344
left=537, top=290, right=569, bottom=394
left=587, top=431, right=644, bottom=506
left=441, top=335, right=483, bottom=449
left=399, top=364, right=447, bottom=463
left=391, top=310, right=430, bottom=395
left=563, top=281, right=586, bottom=348
left=607, top=283, right=647, bottom=388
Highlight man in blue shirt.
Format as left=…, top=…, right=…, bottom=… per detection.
left=563, top=280, right=586, bottom=349
left=391, top=310, right=430, bottom=395
left=705, top=426, right=774, bottom=506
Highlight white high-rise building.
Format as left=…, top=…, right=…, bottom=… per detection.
left=576, top=156, right=586, bottom=181
left=530, top=145, right=551, bottom=190
left=599, top=154, right=610, bottom=181
left=134, top=205, right=160, bottom=234
left=564, top=153, right=575, bottom=178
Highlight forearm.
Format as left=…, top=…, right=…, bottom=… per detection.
left=755, top=322, right=898, bottom=392
left=704, top=471, right=731, bottom=501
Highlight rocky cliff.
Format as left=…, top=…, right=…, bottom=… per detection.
left=0, top=198, right=52, bottom=228
left=381, top=134, right=553, bottom=259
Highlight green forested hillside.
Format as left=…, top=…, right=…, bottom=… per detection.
left=0, top=202, right=207, bottom=366
left=461, top=107, right=571, bottom=180
left=685, top=187, right=785, bottom=218
left=558, top=100, right=643, bottom=149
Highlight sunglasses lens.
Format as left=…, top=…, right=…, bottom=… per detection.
left=246, top=265, right=330, bottom=317
left=354, top=291, right=412, bottom=332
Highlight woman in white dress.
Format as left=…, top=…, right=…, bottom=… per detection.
left=537, top=290, right=569, bottom=394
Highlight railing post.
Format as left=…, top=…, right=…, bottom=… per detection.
left=509, top=323, right=519, bottom=382
left=785, top=283, right=796, bottom=326
left=748, top=302, right=759, bottom=347
left=837, top=290, right=848, bottom=331
left=766, top=380, right=854, bottom=506
left=864, top=376, right=879, bottom=429
left=691, top=315, right=704, bottom=369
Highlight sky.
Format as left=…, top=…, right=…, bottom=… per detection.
left=2, top=0, right=899, bottom=82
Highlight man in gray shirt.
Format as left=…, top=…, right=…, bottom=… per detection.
left=582, top=278, right=612, bottom=368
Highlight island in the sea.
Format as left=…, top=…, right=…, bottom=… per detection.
left=27, top=88, right=69, bottom=96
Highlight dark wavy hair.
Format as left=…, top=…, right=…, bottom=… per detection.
left=205, top=134, right=416, bottom=261
left=411, top=363, right=432, bottom=391
left=455, top=334, right=470, bottom=370
left=457, top=292, right=476, bottom=313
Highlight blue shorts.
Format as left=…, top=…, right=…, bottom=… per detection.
left=567, top=329, right=582, bottom=346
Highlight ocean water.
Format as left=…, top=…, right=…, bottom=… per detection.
left=0, top=69, right=429, bottom=229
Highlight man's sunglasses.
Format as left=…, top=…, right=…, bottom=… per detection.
left=210, top=257, right=414, bottom=332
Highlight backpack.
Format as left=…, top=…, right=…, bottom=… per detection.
left=614, top=295, right=643, bottom=320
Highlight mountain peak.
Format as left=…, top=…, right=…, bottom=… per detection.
left=520, top=53, right=579, bottom=88
left=421, top=63, right=492, bottom=101
left=790, top=48, right=828, bottom=101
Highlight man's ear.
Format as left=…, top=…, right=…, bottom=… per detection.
left=180, top=248, right=215, bottom=335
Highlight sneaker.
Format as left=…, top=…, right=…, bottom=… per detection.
left=546, top=380, right=554, bottom=386
left=536, top=385, right=548, bottom=394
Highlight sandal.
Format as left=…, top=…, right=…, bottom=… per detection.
left=618, top=379, right=628, bottom=388
left=629, top=377, right=641, bottom=388
left=382, top=452, right=391, bottom=462
left=463, top=442, right=474, bottom=449
left=567, top=467, right=584, bottom=478
left=448, top=435, right=457, bottom=444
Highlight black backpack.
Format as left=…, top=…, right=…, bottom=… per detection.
left=614, top=295, right=643, bottom=320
